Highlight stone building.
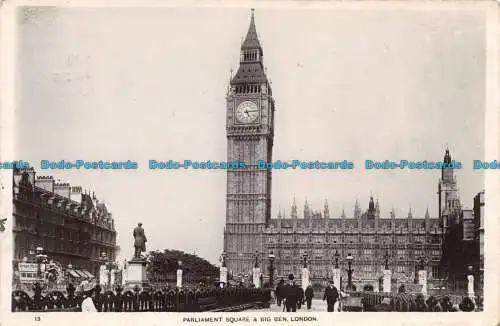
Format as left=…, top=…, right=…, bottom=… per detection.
left=223, top=11, right=484, bottom=292
left=12, top=167, right=119, bottom=278
left=438, top=149, right=484, bottom=295
left=263, top=197, right=442, bottom=290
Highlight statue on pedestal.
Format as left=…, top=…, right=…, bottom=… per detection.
left=133, top=223, right=147, bottom=259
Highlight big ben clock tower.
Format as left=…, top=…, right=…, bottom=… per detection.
left=224, top=10, right=275, bottom=275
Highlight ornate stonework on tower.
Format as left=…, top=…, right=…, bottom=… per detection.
left=438, top=148, right=461, bottom=229
left=220, top=11, right=449, bottom=291
left=223, top=10, right=275, bottom=275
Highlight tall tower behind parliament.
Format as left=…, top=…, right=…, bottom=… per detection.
left=223, top=10, right=275, bottom=275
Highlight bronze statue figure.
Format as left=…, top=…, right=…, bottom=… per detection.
left=133, top=222, right=147, bottom=259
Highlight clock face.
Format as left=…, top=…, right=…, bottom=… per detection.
left=235, top=101, right=259, bottom=123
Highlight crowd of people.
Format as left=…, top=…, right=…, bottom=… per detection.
left=273, top=274, right=480, bottom=312
left=372, top=294, right=480, bottom=312
left=275, top=274, right=341, bottom=312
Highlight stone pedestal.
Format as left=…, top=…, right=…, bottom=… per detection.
left=124, top=259, right=149, bottom=291
left=332, top=268, right=341, bottom=290
left=467, top=275, right=475, bottom=299
left=253, top=268, right=260, bottom=288
left=301, top=268, right=309, bottom=290
left=219, top=266, right=227, bottom=287
left=177, top=268, right=183, bottom=288
left=99, top=265, right=107, bottom=286
left=383, top=269, right=392, bottom=293
left=418, top=270, right=427, bottom=297
left=110, top=269, right=115, bottom=287
left=121, top=262, right=128, bottom=286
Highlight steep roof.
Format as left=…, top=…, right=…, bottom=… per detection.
left=241, top=9, right=261, bottom=50
left=231, top=10, right=268, bottom=85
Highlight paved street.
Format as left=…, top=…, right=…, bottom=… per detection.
left=264, top=299, right=340, bottom=312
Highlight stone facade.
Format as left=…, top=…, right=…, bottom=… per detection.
left=223, top=10, right=275, bottom=275
left=12, top=167, right=118, bottom=278
left=263, top=198, right=442, bottom=290
left=222, top=12, right=486, bottom=293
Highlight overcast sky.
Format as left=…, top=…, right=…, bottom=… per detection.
left=15, top=6, right=486, bottom=264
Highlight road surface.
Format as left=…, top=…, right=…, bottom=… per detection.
left=264, top=299, right=341, bottom=312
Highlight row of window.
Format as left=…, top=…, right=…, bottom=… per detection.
left=278, top=249, right=440, bottom=259
left=270, top=236, right=441, bottom=244
left=15, top=217, right=115, bottom=244
left=16, top=189, right=114, bottom=231
left=277, top=265, right=441, bottom=279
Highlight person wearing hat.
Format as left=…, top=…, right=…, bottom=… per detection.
left=80, top=283, right=98, bottom=312
left=305, top=284, right=314, bottom=310
left=323, top=280, right=339, bottom=312
left=374, top=297, right=393, bottom=312
left=283, top=274, right=301, bottom=312
left=276, top=278, right=285, bottom=307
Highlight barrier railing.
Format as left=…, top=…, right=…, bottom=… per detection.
left=343, top=291, right=482, bottom=312
left=11, top=286, right=272, bottom=312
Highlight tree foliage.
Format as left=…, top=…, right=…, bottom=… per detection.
left=146, top=249, right=219, bottom=280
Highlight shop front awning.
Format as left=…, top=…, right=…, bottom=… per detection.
left=68, top=270, right=80, bottom=278
left=75, top=270, right=87, bottom=278
left=82, top=270, right=94, bottom=279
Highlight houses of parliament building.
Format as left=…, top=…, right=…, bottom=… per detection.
left=223, top=11, right=482, bottom=292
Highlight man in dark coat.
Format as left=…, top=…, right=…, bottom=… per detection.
left=305, top=285, right=314, bottom=310
left=283, top=274, right=301, bottom=312
left=133, top=223, right=147, bottom=258
left=297, top=286, right=304, bottom=309
left=323, top=280, right=339, bottom=312
left=276, top=279, right=285, bottom=306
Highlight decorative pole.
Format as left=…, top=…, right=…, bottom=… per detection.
left=346, top=253, right=354, bottom=291
left=252, top=250, right=260, bottom=288
left=332, top=250, right=341, bottom=290
left=383, top=250, right=392, bottom=293
left=301, top=253, right=310, bottom=290
left=99, top=252, right=108, bottom=288
left=268, top=251, right=275, bottom=289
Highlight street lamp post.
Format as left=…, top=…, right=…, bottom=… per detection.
left=253, top=250, right=260, bottom=268
left=301, top=252, right=309, bottom=290
left=382, top=250, right=392, bottom=293
left=66, top=263, right=73, bottom=284
left=35, top=246, right=47, bottom=281
left=101, top=252, right=116, bottom=291
left=332, top=250, right=341, bottom=290
left=346, top=253, right=354, bottom=291
left=302, top=253, right=308, bottom=268
left=268, top=251, right=275, bottom=289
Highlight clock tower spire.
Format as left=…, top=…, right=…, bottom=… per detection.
left=224, top=10, right=275, bottom=275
